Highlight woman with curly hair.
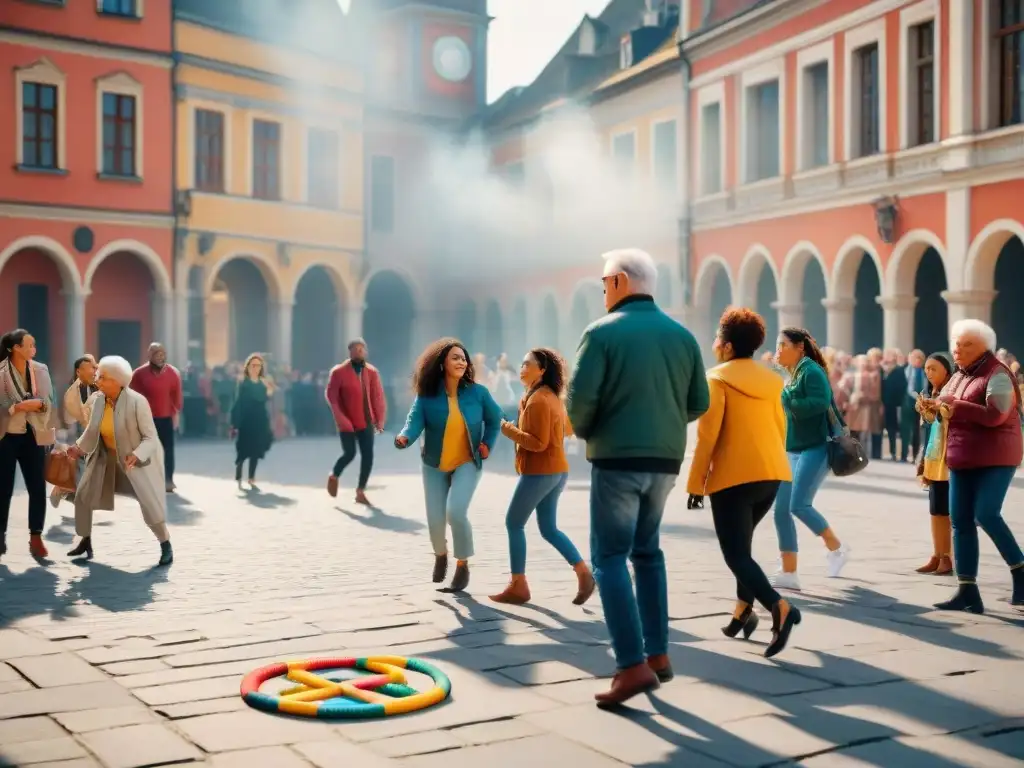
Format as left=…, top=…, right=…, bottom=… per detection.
left=395, top=338, right=503, bottom=592
left=686, top=309, right=799, bottom=657
left=491, top=348, right=595, bottom=606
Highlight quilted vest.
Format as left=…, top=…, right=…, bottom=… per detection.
left=943, top=353, right=1023, bottom=471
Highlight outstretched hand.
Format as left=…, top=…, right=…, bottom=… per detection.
left=686, top=494, right=704, bottom=510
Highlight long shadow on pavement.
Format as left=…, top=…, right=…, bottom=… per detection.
left=336, top=505, right=425, bottom=534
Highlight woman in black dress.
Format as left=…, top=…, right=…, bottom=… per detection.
left=230, top=353, right=274, bottom=489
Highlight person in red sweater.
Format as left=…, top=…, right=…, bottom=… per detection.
left=130, top=343, right=182, bottom=493
left=325, top=339, right=386, bottom=504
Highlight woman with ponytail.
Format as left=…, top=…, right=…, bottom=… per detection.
left=771, top=328, right=851, bottom=590
left=0, top=329, right=56, bottom=559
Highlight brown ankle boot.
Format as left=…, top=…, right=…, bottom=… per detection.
left=646, top=654, right=673, bottom=683
left=573, top=563, right=596, bottom=606
left=595, top=663, right=660, bottom=708
left=916, top=556, right=940, bottom=573
left=935, top=555, right=953, bottom=575
left=490, top=576, right=530, bottom=605
left=935, top=518, right=953, bottom=575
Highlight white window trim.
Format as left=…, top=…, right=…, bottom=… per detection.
left=739, top=57, right=786, bottom=185
left=300, top=123, right=343, bottom=208
left=843, top=17, right=888, bottom=161
left=95, top=0, right=144, bottom=17
left=14, top=57, right=67, bottom=170
left=795, top=40, right=835, bottom=172
left=696, top=81, right=725, bottom=197
left=648, top=117, right=678, bottom=194
left=187, top=101, right=232, bottom=193
left=95, top=71, right=143, bottom=177
left=899, top=0, right=940, bottom=149
left=610, top=128, right=638, bottom=171
left=246, top=111, right=286, bottom=201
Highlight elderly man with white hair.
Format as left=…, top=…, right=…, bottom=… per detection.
left=567, top=248, right=709, bottom=707
left=66, top=356, right=173, bottom=566
left=919, top=319, right=1023, bottom=613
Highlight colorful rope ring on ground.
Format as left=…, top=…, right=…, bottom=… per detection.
left=239, top=655, right=451, bottom=719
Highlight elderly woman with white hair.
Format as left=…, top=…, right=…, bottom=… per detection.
left=66, top=356, right=173, bottom=566
left=919, top=319, right=1023, bottom=613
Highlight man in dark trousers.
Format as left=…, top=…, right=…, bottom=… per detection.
left=130, top=343, right=182, bottom=492
left=880, top=349, right=906, bottom=461
left=325, top=339, right=386, bottom=505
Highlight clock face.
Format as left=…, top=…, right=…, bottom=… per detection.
left=432, top=35, right=472, bottom=83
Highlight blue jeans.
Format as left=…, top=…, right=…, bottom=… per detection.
left=589, top=467, right=676, bottom=670
left=422, top=462, right=481, bottom=560
left=506, top=472, right=582, bottom=574
left=949, top=466, right=1024, bottom=581
left=773, top=444, right=831, bottom=553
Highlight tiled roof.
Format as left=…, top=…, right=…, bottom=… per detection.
left=696, top=0, right=777, bottom=31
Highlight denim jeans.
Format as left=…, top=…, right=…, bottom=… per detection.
left=422, top=462, right=481, bottom=560
left=773, top=444, right=831, bottom=553
left=590, top=466, right=676, bottom=669
left=506, top=472, right=582, bottom=574
left=949, top=466, right=1024, bottom=581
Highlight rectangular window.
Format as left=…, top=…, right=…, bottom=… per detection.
left=194, top=109, right=224, bottom=192
left=306, top=127, right=339, bottom=208
left=99, top=0, right=137, bottom=16
left=912, top=20, right=935, bottom=145
left=652, top=120, right=678, bottom=191
left=370, top=154, right=395, bottom=233
left=855, top=43, right=880, bottom=156
left=612, top=132, right=636, bottom=175
left=997, top=0, right=1024, bottom=127
left=807, top=62, right=830, bottom=168
left=252, top=119, right=281, bottom=200
left=701, top=103, right=722, bottom=194
left=21, top=82, right=59, bottom=169
left=102, top=92, right=136, bottom=176
left=747, top=80, right=780, bottom=181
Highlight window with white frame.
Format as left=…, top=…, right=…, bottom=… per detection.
left=15, top=58, right=66, bottom=171
left=805, top=62, right=829, bottom=168
left=612, top=131, right=636, bottom=175
left=995, top=0, right=1024, bottom=127
left=700, top=103, right=722, bottom=194
left=98, top=0, right=139, bottom=17
left=746, top=79, right=780, bottom=181
left=908, top=20, right=936, bottom=145
left=194, top=109, right=225, bottom=192
left=252, top=119, right=282, bottom=200
left=96, top=72, right=142, bottom=178
left=852, top=43, right=880, bottom=157
left=652, top=120, right=677, bottom=191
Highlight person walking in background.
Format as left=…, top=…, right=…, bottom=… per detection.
left=686, top=308, right=800, bottom=658
left=0, top=329, right=55, bottom=559
left=915, top=352, right=954, bottom=576
left=772, top=328, right=851, bottom=591
left=395, top=338, right=502, bottom=593
left=325, top=339, right=386, bottom=506
left=901, top=349, right=927, bottom=463
left=130, top=343, right=182, bottom=493
left=491, top=347, right=595, bottom=607
left=924, top=320, right=1024, bottom=612
left=66, top=356, right=172, bottom=566
left=880, top=349, right=906, bottom=461
left=567, top=248, right=709, bottom=708
left=846, top=352, right=884, bottom=458
left=230, top=353, right=274, bottom=490
left=52, top=354, right=98, bottom=508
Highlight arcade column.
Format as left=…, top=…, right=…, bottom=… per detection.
left=822, top=297, right=855, bottom=353
left=772, top=302, right=805, bottom=332
left=63, top=289, right=87, bottom=373
left=878, top=294, right=917, bottom=353
left=171, top=290, right=189, bottom=367
left=271, top=300, right=294, bottom=370
left=942, top=290, right=997, bottom=328
left=342, top=304, right=364, bottom=361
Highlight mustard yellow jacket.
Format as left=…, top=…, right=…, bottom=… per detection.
left=686, top=358, right=793, bottom=496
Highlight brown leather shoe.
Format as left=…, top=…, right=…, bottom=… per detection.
left=935, top=555, right=953, bottom=575
left=490, top=577, right=530, bottom=605
left=29, top=534, right=48, bottom=558
left=916, top=556, right=940, bottom=573
left=595, top=663, right=660, bottom=708
left=326, top=475, right=339, bottom=498
left=355, top=488, right=370, bottom=506
left=573, top=567, right=596, bottom=606
left=646, top=654, right=674, bottom=683
left=432, top=554, right=448, bottom=583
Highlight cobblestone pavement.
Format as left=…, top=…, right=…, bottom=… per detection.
left=1, top=435, right=1023, bottom=767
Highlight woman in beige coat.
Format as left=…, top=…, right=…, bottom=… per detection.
left=66, top=356, right=173, bottom=566
left=51, top=355, right=98, bottom=508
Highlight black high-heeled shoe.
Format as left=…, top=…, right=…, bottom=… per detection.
left=722, top=606, right=759, bottom=639
left=765, top=602, right=801, bottom=658
left=67, top=537, right=93, bottom=560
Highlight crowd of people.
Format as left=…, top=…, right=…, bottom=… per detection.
left=1, top=245, right=1022, bottom=712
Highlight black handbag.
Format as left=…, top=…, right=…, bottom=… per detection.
left=825, top=398, right=869, bottom=477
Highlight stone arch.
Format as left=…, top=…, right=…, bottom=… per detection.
left=831, top=236, right=884, bottom=299
left=832, top=236, right=884, bottom=352
left=694, top=255, right=735, bottom=301
left=361, top=270, right=417, bottom=397
left=736, top=245, right=779, bottom=307
left=884, top=229, right=948, bottom=296
left=569, top=279, right=603, bottom=344
left=0, top=235, right=82, bottom=294
left=780, top=242, right=827, bottom=305
left=357, top=264, right=424, bottom=311
left=204, top=251, right=282, bottom=301
left=287, top=261, right=354, bottom=307
left=292, top=266, right=345, bottom=373
left=966, top=220, right=1024, bottom=358
left=84, top=239, right=172, bottom=296
left=780, top=242, right=828, bottom=344
left=964, top=218, right=1024, bottom=291
left=205, top=254, right=280, bottom=364
left=483, top=299, right=504, bottom=359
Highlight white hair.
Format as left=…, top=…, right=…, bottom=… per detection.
left=950, top=319, right=997, bottom=351
left=602, top=248, right=658, bottom=296
left=97, top=355, right=134, bottom=388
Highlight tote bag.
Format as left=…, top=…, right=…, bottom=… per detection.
left=825, top=398, right=869, bottom=477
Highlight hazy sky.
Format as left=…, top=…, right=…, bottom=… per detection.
left=338, top=0, right=612, bottom=102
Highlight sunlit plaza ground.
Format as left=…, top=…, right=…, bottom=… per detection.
left=0, top=434, right=1022, bottom=767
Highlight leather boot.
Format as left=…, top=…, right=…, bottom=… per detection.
left=594, top=663, right=660, bottom=709
left=934, top=582, right=984, bottom=614
left=29, top=534, right=48, bottom=558
left=646, top=654, right=673, bottom=683
left=490, top=575, right=530, bottom=605
left=916, top=555, right=940, bottom=573
left=573, top=563, right=596, bottom=606
left=1011, top=566, right=1024, bottom=607
left=935, top=518, right=953, bottom=575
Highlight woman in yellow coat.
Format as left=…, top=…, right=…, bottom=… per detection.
left=686, top=308, right=799, bottom=658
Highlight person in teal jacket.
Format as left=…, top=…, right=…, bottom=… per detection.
left=396, top=338, right=503, bottom=593
left=772, top=328, right=850, bottom=591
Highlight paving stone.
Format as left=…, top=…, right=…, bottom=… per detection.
left=133, top=675, right=241, bottom=706
left=649, top=680, right=786, bottom=725
left=0, top=682, right=137, bottom=719
left=100, top=659, right=169, bottom=676
left=79, top=723, right=203, bottom=768
left=208, top=746, right=312, bottom=767
left=0, top=679, right=33, bottom=693
left=800, top=733, right=1024, bottom=767
left=0, top=663, right=20, bottom=682
left=495, top=660, right=595, bottom=686
left=175, top=710, right=333, bottom=752
left=369, top=729, right=463, bottom=757
left=156, top=696, right=247, bottom=719
left=150, top=630, right=206, bottom=646
left=0, top=630, right=60, bottom=661
left=292, top=738, right=401, bottom=768
left=0, top=716, right=65, bottom=743
left=18, top=760, right=101, bottom=768
left=0, top=736, right=88, bottom=764
left=397, top=734, right=628, bottom=767
left=448, top=716, right=540, bottom=745
left=9, top=653, right=108, bottom=687
left=52, top=706, right=155, bottom=733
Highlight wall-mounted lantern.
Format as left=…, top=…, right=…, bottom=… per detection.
left=872, top=195, right=900, bottom=245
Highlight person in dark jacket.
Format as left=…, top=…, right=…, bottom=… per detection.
left=881, top=349, right=906, bottom=461
left=900, top=349, right=927, bottom=463
left=567, top=248, right=709, bottom=708
left=230, top=353, right=274, bottom=490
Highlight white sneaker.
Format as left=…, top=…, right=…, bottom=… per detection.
left=826, top=545, right=850, bottom=578
left=771, top=570, right=802, bottom=591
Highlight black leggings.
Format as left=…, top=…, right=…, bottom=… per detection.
left=710, top=480, right=782, bottom=611
left=928, top=480, right=950, bottom=517
left=235, top=458, right=259, bottom=482
left=332, top=429, right=374, bottom=490
left=0, top=432, right=47, bottom=536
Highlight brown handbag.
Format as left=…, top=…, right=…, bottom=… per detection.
left=45, top=447, right=77, bottom=492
